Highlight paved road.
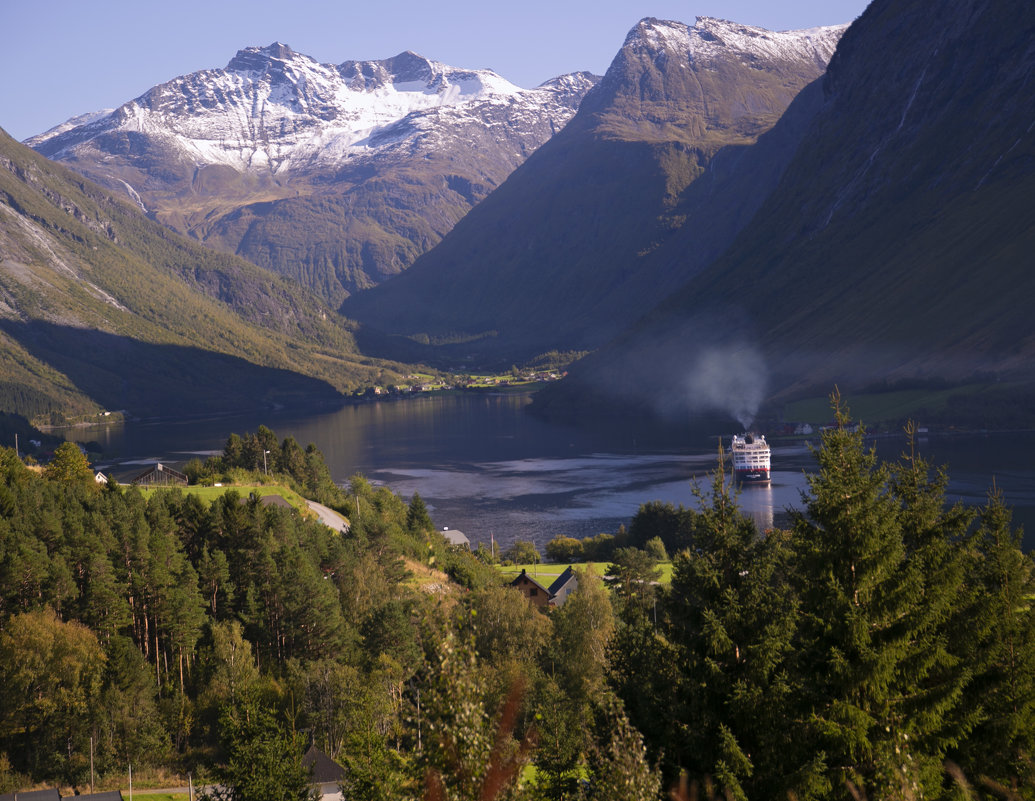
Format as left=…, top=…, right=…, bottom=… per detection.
left=306, top=500, right=350, bottom=533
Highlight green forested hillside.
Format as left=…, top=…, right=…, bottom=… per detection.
left=2, top=416, right=1033, bottom=800
left=0, top=128, right=406, bottom=422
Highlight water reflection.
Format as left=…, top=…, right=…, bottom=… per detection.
left=738, top=483, right=775, bottom=533
left=79, top=395, right=1035, bottom=551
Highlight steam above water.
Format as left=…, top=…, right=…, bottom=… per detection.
left=682, top=345, right=768, bottom=431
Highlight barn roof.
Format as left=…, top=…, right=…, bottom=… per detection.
left=441, top=527, right=470, bottom=547
left=130, top=462, right=187, bottom=485
left=303, top=744, right=346, bottom=784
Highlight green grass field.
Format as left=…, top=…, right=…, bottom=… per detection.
left=500, top=561, right=674, bottom=585
left=780, top=384, right=992, bottom=429
left=137, top=484, right=311, bottom=515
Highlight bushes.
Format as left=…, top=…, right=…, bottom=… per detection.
left=545, top=535, right=583, bottom=563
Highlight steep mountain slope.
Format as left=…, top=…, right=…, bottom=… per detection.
left=342, top=17, right=846, bottom=365
left=27, top=45, right=597, bottom=305
left=535, top=0, right=1035, bottom=425
left=0, top=127, right=400, bottom=423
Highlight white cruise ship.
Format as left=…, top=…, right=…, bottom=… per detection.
left=731, top=433, right=771, bottom=484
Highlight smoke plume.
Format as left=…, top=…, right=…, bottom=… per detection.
left=682, top=344, right=768, bottom=431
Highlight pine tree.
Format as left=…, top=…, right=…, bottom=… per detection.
left=787, top=398, right=972, bottom=798
left=662, top=458, right=797, bottom=799
left=952, top=486, right=1035, bottom=792
left=407, top=492, right=434, bottom=536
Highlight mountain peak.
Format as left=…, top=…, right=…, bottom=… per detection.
left=337, top=50, right=437, bottom=89
left=26, top=41, right=597, bottom=302
left=624, top=18, right=691, bottom=52
left=622, top=15, right=845, bottom=68
left=226, top=42, right=299, bottom=72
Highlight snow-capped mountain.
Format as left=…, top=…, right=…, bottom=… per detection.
left=31, top=44, right=583, bottom=175
left=624, top=16, right=843, bottom=69
left=577, top=16, right=845, bottom=129
left=27, top=44, right=598, bottom=303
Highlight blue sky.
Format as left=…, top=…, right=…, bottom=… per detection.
left=2, top=0, right=870, bottom=142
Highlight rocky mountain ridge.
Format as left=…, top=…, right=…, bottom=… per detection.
left=624, top=15, right=842, bottom=71
left=27, top=44, right=598, bottom=303
left=29, top=43, right=591, bottom=177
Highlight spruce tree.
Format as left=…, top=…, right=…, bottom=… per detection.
left=202, top=695, right=318, bottom=801
left=407, top=492, right=434, bottom=536
left=663, top=458, right=797, bottom=799
left=951, top=486, right=1035, bottom=792
left=888, top=425, right=981, bottom=774
left=788, top=398, right=921, bottom=798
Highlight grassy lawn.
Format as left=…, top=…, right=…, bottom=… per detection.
left=500, top=561, right=674, bottom=585
left=781, top=384, right=991, bottom=428
left=137, top=483, right=311, bottom=515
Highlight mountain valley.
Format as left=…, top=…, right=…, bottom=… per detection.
left=3, top=1, right=1034, bottom=430
left=341, top=17, right=847, bottom=365
left=533, top=0, right=1035, bottom=427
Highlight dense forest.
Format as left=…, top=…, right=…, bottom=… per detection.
left=1, top=401, right=1033, bottom=800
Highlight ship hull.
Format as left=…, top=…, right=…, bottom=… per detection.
left=734, top=468, right=771, bottom=485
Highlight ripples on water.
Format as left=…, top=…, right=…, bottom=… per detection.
left=82, top=395, right=1035, bottom=551
left=369, top=446, right=816, bottom=550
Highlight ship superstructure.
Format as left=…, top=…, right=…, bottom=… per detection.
left=731, top=433, right=771, bottom=484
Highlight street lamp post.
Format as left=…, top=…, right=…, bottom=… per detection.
left=263, top=449, right=270, bottom=475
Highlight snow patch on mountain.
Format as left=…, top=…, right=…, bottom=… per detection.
left=34, top=109, right=115, bottom=140
left=27, top=43, right=595, bottom=176
left=627, top=16, right=846, bottom=68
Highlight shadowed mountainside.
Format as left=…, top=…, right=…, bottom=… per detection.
left=0, top=320, right=342, bottom=419
left=341, top=17, right=846, bottom=366
left=533, top=0, right=1035, bottom=425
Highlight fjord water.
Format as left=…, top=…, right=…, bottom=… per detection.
left=81, top=393, right=1035, bottom=551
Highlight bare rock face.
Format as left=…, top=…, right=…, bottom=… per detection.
left=27, top=44, right=599, bottom=304
left=579, top=16, right=843, bottom=138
